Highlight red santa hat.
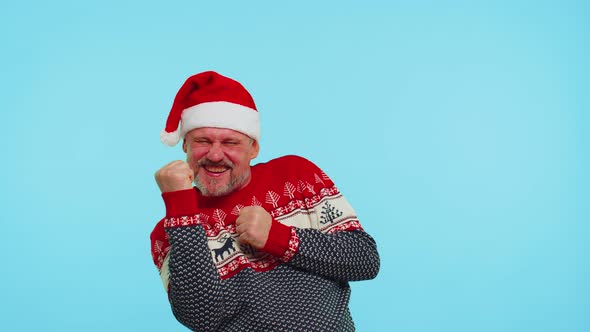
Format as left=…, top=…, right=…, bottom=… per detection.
left=160, top=71, right=260, bottom=146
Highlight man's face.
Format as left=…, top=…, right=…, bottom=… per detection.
left=183, top=127, right=259, bottom=197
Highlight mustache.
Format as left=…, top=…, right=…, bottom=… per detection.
left=197, top=158, right=234, bottom=169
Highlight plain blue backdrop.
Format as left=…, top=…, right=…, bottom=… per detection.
left=1, top=1, right=588, bottom=331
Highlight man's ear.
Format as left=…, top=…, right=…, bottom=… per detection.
left=182, top=139, right=187, bottom=153
left=250, top=140, right=260, bottom=160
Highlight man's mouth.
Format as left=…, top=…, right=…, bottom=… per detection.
left=204, top=165, right=230, bottom=174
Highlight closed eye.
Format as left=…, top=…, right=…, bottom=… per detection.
left=193, top=138, right=211, bottom=145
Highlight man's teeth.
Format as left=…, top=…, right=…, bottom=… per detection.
left=205, top=166, right=228, bottom=173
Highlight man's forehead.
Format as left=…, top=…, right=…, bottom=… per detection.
left=186, top=127, right=252, bottom=140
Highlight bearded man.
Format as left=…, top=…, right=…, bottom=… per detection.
left=150, top=71, right=380, bottom=331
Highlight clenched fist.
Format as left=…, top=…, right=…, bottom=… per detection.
left=155, top=160, right=194, bottom=193
left=235, top=206, right=272, bottom=250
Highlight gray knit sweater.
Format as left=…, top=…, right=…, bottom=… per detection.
left=151, top=156, right=380, bottom=331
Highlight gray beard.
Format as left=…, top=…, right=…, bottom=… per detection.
left=194, top=171, right=248, bottom=197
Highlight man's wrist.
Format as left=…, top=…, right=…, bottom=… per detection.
left=262, top=219, right=294, bottom=258
left=162, top=188, right=198, bottom=217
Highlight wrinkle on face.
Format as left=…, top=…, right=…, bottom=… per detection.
left=184, top=127, right=259, bottom=197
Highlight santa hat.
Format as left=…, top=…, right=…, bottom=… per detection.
left=160, top=71, right=259, bottom=146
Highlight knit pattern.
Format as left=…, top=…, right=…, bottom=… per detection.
left=151, top=155, right=380, bottom=331
left=289, top=229, right=380, bottom=282
left=168, top=225, right=365, bottom=331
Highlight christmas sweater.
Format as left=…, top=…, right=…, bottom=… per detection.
left=150, top=155, right=380, bottom=331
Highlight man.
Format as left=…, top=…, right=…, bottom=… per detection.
left=150, top=71, right=380, bottom=331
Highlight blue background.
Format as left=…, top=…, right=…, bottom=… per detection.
left=1, top=1, right=588, bottom=331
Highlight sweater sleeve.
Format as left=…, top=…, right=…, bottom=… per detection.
left=287, top=228, right=380, bottom=282
left=158, top=189, right=227, bottom=331
left=260, top=156, right=381, bottom=282
left=262, top=218, right=380, bottom=282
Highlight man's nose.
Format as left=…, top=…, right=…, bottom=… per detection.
left=206, top=143, right=224, bottom=162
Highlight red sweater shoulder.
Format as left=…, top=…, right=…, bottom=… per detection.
left=253, top=155, right=334, bottom=188
left=250, top=155, right=335, bottom=203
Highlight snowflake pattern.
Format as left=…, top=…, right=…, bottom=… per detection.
left=251, top=196, right=262, bottom=206
left=314, top=173, right=325, bottom=186
left=152, top=156, right=378, bottom=331
left=284, top=182, right=296, bottom=199
left=265, top=190, right=280, bottom=208
left=231, top=204, right=245, bottom=216
left=212, top=209, right=227, bottom=224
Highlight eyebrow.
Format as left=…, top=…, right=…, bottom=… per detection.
left=191, top=136, right=244, bottom=143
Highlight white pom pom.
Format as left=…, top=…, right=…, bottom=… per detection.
left=160, top=129, right=180, bottom=146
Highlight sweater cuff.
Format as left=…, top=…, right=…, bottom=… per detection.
left=262, top=219, right=299, bottom=261
left=162, top=188, right=198, bottom=218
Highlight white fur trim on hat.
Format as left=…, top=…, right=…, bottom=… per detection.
left=180, top=101, right=260, bottom=141
left=160, top=128, right=181, bottom=146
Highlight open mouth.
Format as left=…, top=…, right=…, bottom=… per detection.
left=198, top=158, right=234, bottom=177
left=204, top=165, right=230, bottom=174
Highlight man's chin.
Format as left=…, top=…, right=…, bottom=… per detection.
left=194, top=172, right=248, bottom=197
left=202, top=187, right=232, bottom=197
left=195, top=180, right=233, bottom=197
